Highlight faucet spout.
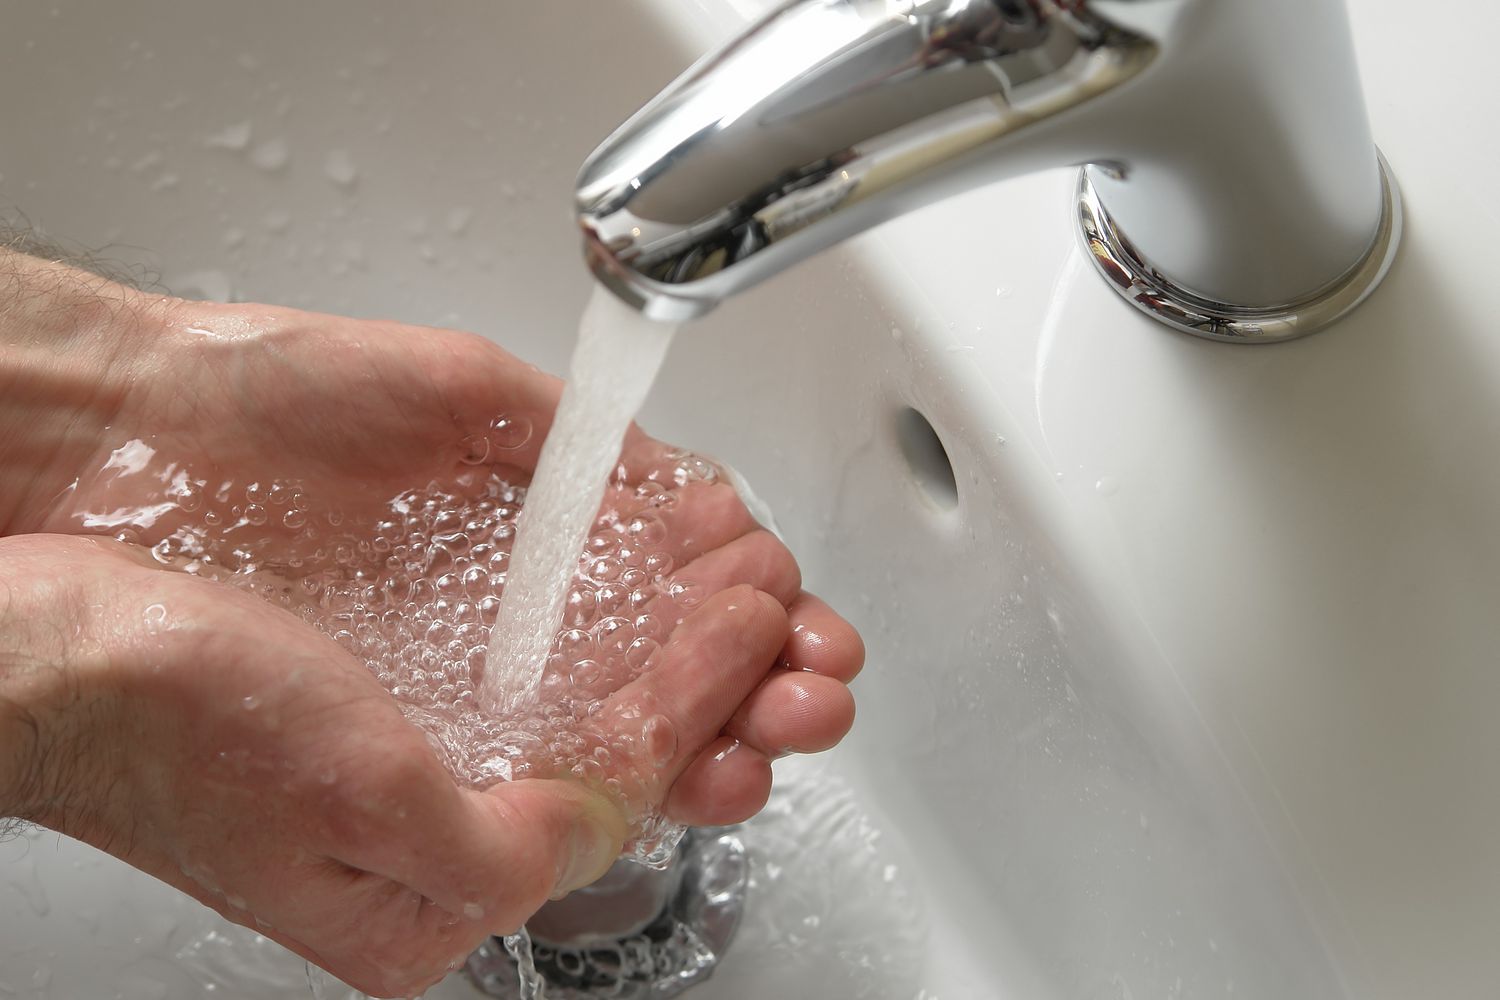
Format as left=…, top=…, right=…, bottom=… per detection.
left=577, top=0, right=1398, bottom=342
left=577, top=0, right=1160, bottom=321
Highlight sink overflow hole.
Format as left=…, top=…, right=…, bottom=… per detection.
left=896, top=408, right=958, bottom=510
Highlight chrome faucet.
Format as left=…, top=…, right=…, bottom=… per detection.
left=575, top=0, right=1400, bottom=342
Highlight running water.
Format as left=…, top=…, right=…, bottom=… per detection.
left=479, top=287, right=677, bottom=716
left=504, top=929, right=547, bottom=1000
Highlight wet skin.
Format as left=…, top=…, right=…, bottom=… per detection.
left=0, top=249, right=861, bottom=997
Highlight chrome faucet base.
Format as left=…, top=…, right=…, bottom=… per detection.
left=1077, top=153, right=1403, bottom=344
left=578, top=0, right=1396, bottom=341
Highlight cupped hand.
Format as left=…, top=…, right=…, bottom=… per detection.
left=0, top=533, right=850, bottom=996
left=0, top=255, right=863, bottom=996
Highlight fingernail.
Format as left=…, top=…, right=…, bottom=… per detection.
left=554, top=817, right=621, bottom=898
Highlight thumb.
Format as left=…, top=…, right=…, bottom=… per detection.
left=460, top=779, right=629, bottom=931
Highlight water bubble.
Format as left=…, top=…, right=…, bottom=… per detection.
left=108, top=456, right=709, bottom=861
left=461, top=433, right=491, bottom=465
left=569, top=659, right=602, bottom=687
left=595, top=617, right=635, bottom=657
left=668, top=581, right=703, bottom=609
left=489, top=415, right=534, bottom=450
left=587, top=532, right=620, bottom=556
left=176, top=481, right=204, bottom=512
left=628, top=515, right=667, bottom=546
left=673, top=455, right=719, bottom=486
left=558, top=629, right=595, bottom=664
left=564, top=586, right=598, bottom=627
left=596, top=584, right=629, bottom=616
left=590, top=556, right=623, bottom=583
left=625, top=638, right=660, bottom=673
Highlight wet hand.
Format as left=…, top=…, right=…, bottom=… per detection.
left=0, top=533, right=856, bottom=997
left=0, top=252, right=863, bottom=994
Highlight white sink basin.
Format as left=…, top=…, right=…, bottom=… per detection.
left=4, top=2, right=1499, bottom=998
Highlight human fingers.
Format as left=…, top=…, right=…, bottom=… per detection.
left=782, top=591, right=865, bottom=682
left=599, top=586, right=787, bottom=781
left=651, top=528, right=802, bottom=618
left=663, top=738, right=773, bottom=827
left=723, top=670, right=855, bottom=758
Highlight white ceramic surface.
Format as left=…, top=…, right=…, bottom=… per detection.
left=3, top=2, right=1498, bottom=998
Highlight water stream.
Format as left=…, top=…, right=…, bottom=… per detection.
left=480, top=287, right=680, bottom=1000
left=479, top=287, right=678, bottom=718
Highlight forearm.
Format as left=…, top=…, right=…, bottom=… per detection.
left=0, top=247, right=157, bottom=534
left=0, top=675, right=43, bottom=823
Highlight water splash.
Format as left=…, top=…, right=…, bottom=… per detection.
left=503, top=929, right=547, bottom=1000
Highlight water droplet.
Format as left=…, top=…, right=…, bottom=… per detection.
left=322, top=149, right=358, bottom=187
left=10, top=860, right=51, bottom=916
left=642, top=715, right=677, bottom=766
left=143, top=603, right=169, bottom=633
left=250, top=137, right=290, bottom=172
left=204, top=120, right=253, bottom=151
left=446, top=206, right=475, bottom=235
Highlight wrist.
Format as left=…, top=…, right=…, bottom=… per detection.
left=0, top=248, right=168, bottom=534
left=0, top=536, right=116, bottom=826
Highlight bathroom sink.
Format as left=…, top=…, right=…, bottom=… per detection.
left=4, top=1, right=1500, bottom=998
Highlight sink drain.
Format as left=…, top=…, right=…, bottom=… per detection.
left=465, top=830, right=748, bottom=998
